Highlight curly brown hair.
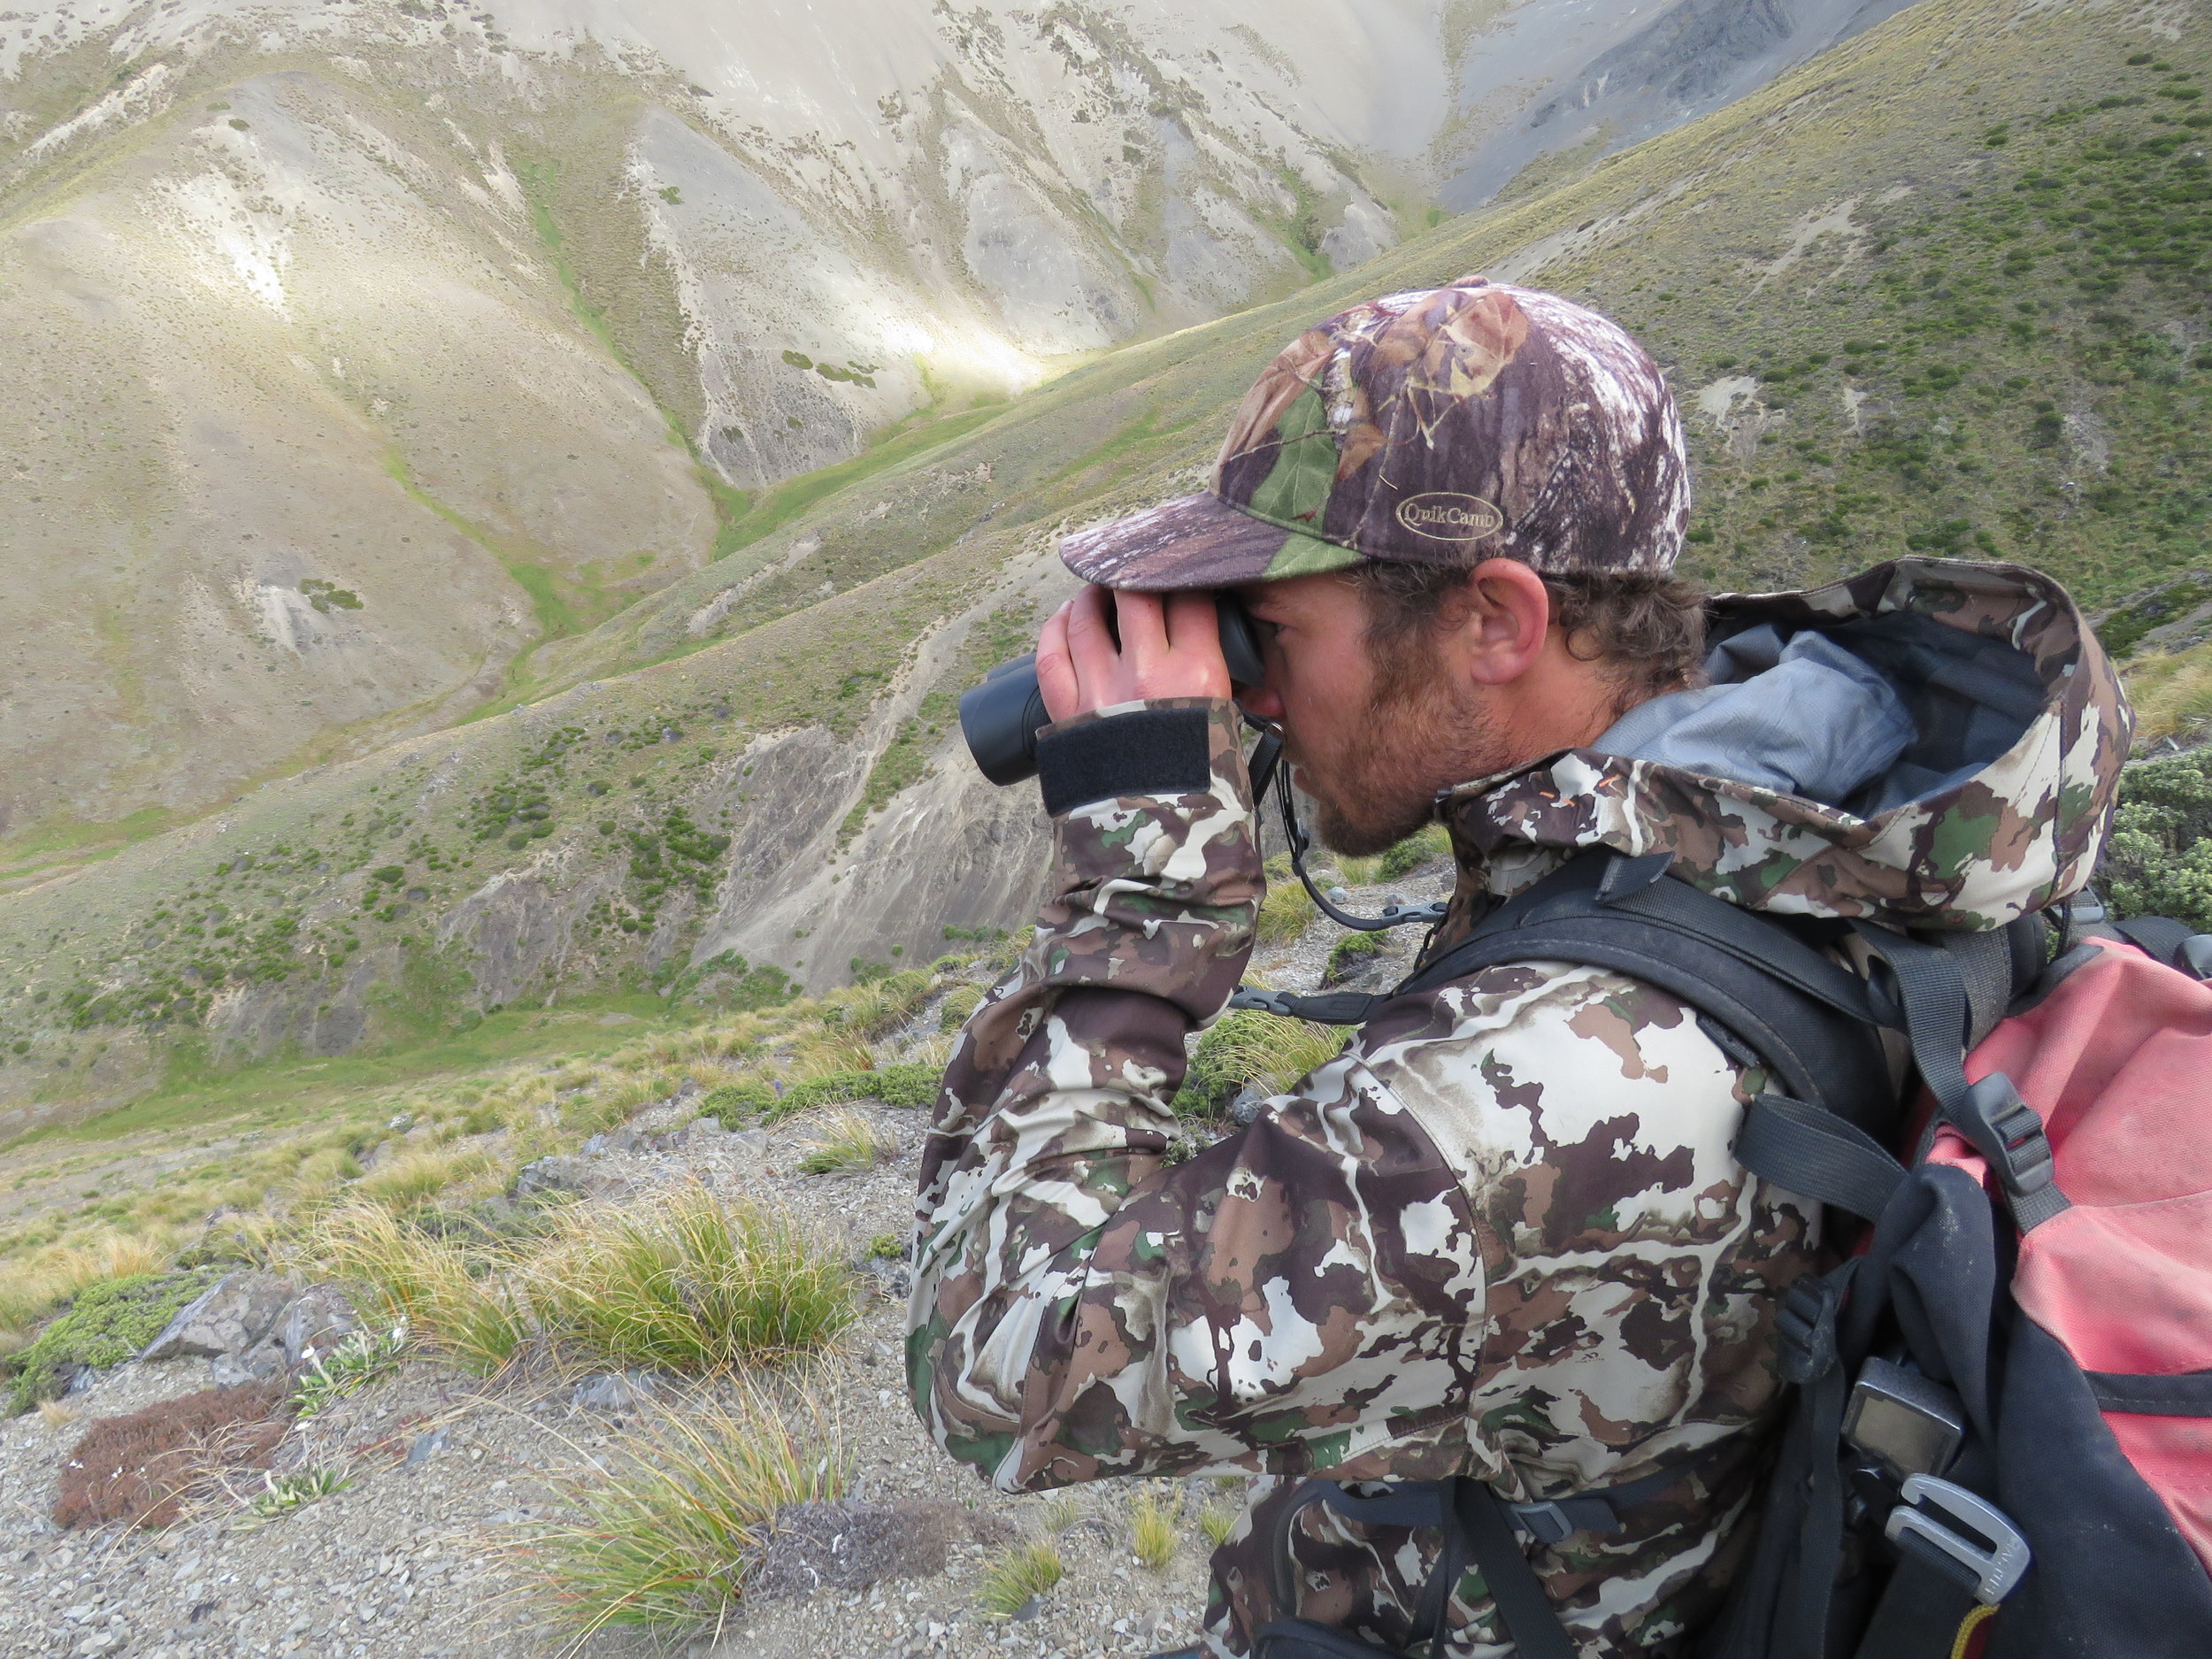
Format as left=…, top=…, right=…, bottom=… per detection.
left=1350, top=560, right=1710, bottom=718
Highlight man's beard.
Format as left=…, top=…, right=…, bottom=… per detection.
left=1301, top=672, right=1490, bottom=857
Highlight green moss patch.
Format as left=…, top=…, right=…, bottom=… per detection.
left=6, top=1269, right=222, bottom=1414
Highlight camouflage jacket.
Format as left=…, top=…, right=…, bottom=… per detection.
left=909, top=558, right=2127, bottom=1655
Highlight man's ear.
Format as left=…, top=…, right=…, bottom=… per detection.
left=1456, top=558, right=1554, bottom=687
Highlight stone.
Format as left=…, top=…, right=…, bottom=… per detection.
left=275, top=1286, right=359, bottom=1366
left=405, top=1430, right=448, bottom=1466
left=731, top=1129, right=770, bottom=1155
left=571, top=1372, right=657, bottom=1413
left=1228, top=1085, right=1268, bottom=1127
left=511, top=1156, right=591, bottom=1199
left=749, top=1502, right=1017, bottom=1599
left=209, top=1345, right=285, bottom=1389
left=140, top=1273, right=295, bottom=1363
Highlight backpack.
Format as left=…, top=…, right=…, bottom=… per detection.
left=1228, top=849, right=2212, bottom=1659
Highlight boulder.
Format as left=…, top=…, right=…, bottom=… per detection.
left=138, top=1272, right=294, bottom=1363
left=210, top=1344, right=286, bottom=1388
left=276, top=1285, right=360, bottom=1365
left=511, top=1156, right=593, bottom=1199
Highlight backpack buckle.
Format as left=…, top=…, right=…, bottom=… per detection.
left=1951, top=1072, right=2055, bottom=1197
left=1884, top=1475, right=2032, bottom=1604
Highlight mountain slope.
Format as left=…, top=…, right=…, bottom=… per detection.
left=0, top=0, right=1951, bottom=844
left=0, top=0, right=2203, bottom=1134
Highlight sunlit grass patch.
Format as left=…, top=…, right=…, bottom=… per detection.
left=520, top=1389, right=845, bottom=1639
left=976, top=1538, right=1064, bottom=1619
left=1255, top=878, right=1317, bottom=945
left=539, top=1186, right=856, bottom=1371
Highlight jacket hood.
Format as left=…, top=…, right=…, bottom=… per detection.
left=1438, top=557, right=2131, bottom=933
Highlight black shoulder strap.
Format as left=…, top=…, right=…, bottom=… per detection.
left=1246, top=850, right=1896, bottom=1134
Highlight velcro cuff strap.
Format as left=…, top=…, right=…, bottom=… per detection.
left=1036, top=708, right=1211, bottom=817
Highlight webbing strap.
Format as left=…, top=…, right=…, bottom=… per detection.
left=1454, top=1479, right=1579, bottom=1659
left=1851, top=925, right=2070, bottom=1231
left=1736, top=1094, right=1907, bottom=1222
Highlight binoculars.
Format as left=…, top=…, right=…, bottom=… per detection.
left=959, top=594, right=1267, bottom=786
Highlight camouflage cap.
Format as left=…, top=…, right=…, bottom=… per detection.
left=1060, top=275, right=1690, bottom=590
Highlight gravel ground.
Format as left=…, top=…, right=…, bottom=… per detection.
left=0, top=857, right=1455, bottom=1659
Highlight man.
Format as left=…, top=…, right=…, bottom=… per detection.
left=907, top=275, right=2124, bottom=1655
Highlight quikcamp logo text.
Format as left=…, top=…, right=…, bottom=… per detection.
left=1394, top=492, right=1504, bottom=540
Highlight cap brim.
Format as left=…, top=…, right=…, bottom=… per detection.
left=1057, top=494, right=1360, bottom=592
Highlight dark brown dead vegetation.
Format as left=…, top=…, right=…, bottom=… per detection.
left=54, top=1382, right=292, bottom=1529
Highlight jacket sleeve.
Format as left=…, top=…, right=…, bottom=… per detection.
left=906, top=697, right=1490, bottom=1492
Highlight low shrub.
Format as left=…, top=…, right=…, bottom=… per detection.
left=2102, top=745, right=2212, bottom=932
left=53, top=1380, right=290, bottom=1528
left=6, top=1269, right=221, bottom=1414
left=1377, top=824, right=1451, bottom=880
left=780, top=1064, right=938, bottom=1116
left=698, top=1080, right=780, bottom=1122
left=1323, top=931, right=1393, bottom=987
left=522, top=1389, right=846, bottom=1637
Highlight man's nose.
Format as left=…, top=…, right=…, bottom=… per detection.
left=1236, top=681, right=1286, bottom=721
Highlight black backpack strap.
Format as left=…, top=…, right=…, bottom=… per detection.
left=1394, top=851, right=1895, bottom=1133
left=1848, top=925, right=2069, bottom=1231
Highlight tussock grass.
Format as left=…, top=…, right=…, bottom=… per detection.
left=35, top=1399, right=79, bottom=1429
left=1129, top=1489, right=1178, bottom=1570
left=312, top=1205, right=531, bottom=1374
left=1189, top=1010, right=1347, bottom=1106
left=522, top=1388, right=846, bottom=1638
left=1255, top=879, right=1318, bottom=945
left=1197, top=1499, right=1240, bottom=1549
left=355, top=1147, right=491, bottom=1210
left=2122, top=640, right=2212, bottom=745
left=939, top=984, right=985, bottom=1030
left=540, top=1186, right=856, bottom=1371
left=787, top=1028, right=877, bottom=1083
left=796, top=1110, right=893, bottom=1176
left=975, top=1539, right=1064, bottom=1619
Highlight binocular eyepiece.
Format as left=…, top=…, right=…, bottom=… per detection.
left=959, top=593, right=1267, bottom=786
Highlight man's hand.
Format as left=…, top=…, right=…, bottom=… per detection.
left=1037, top=586, right=1229, bottom=724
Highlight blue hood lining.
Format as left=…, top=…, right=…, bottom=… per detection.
left=1594, top=611, right=2047, bottom=817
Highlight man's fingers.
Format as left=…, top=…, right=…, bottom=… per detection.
left=1164, top=591, right=1221, bottom=656
left=1113, top=589, right=1170, bottom=666
left=1036, top=600, right=1081, bottom=723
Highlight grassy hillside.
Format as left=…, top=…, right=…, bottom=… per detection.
left=1, top=0, right=2206, bottom=1134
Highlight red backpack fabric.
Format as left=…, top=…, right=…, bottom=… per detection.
left=1939, top=934, right=2212, bottom=1571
